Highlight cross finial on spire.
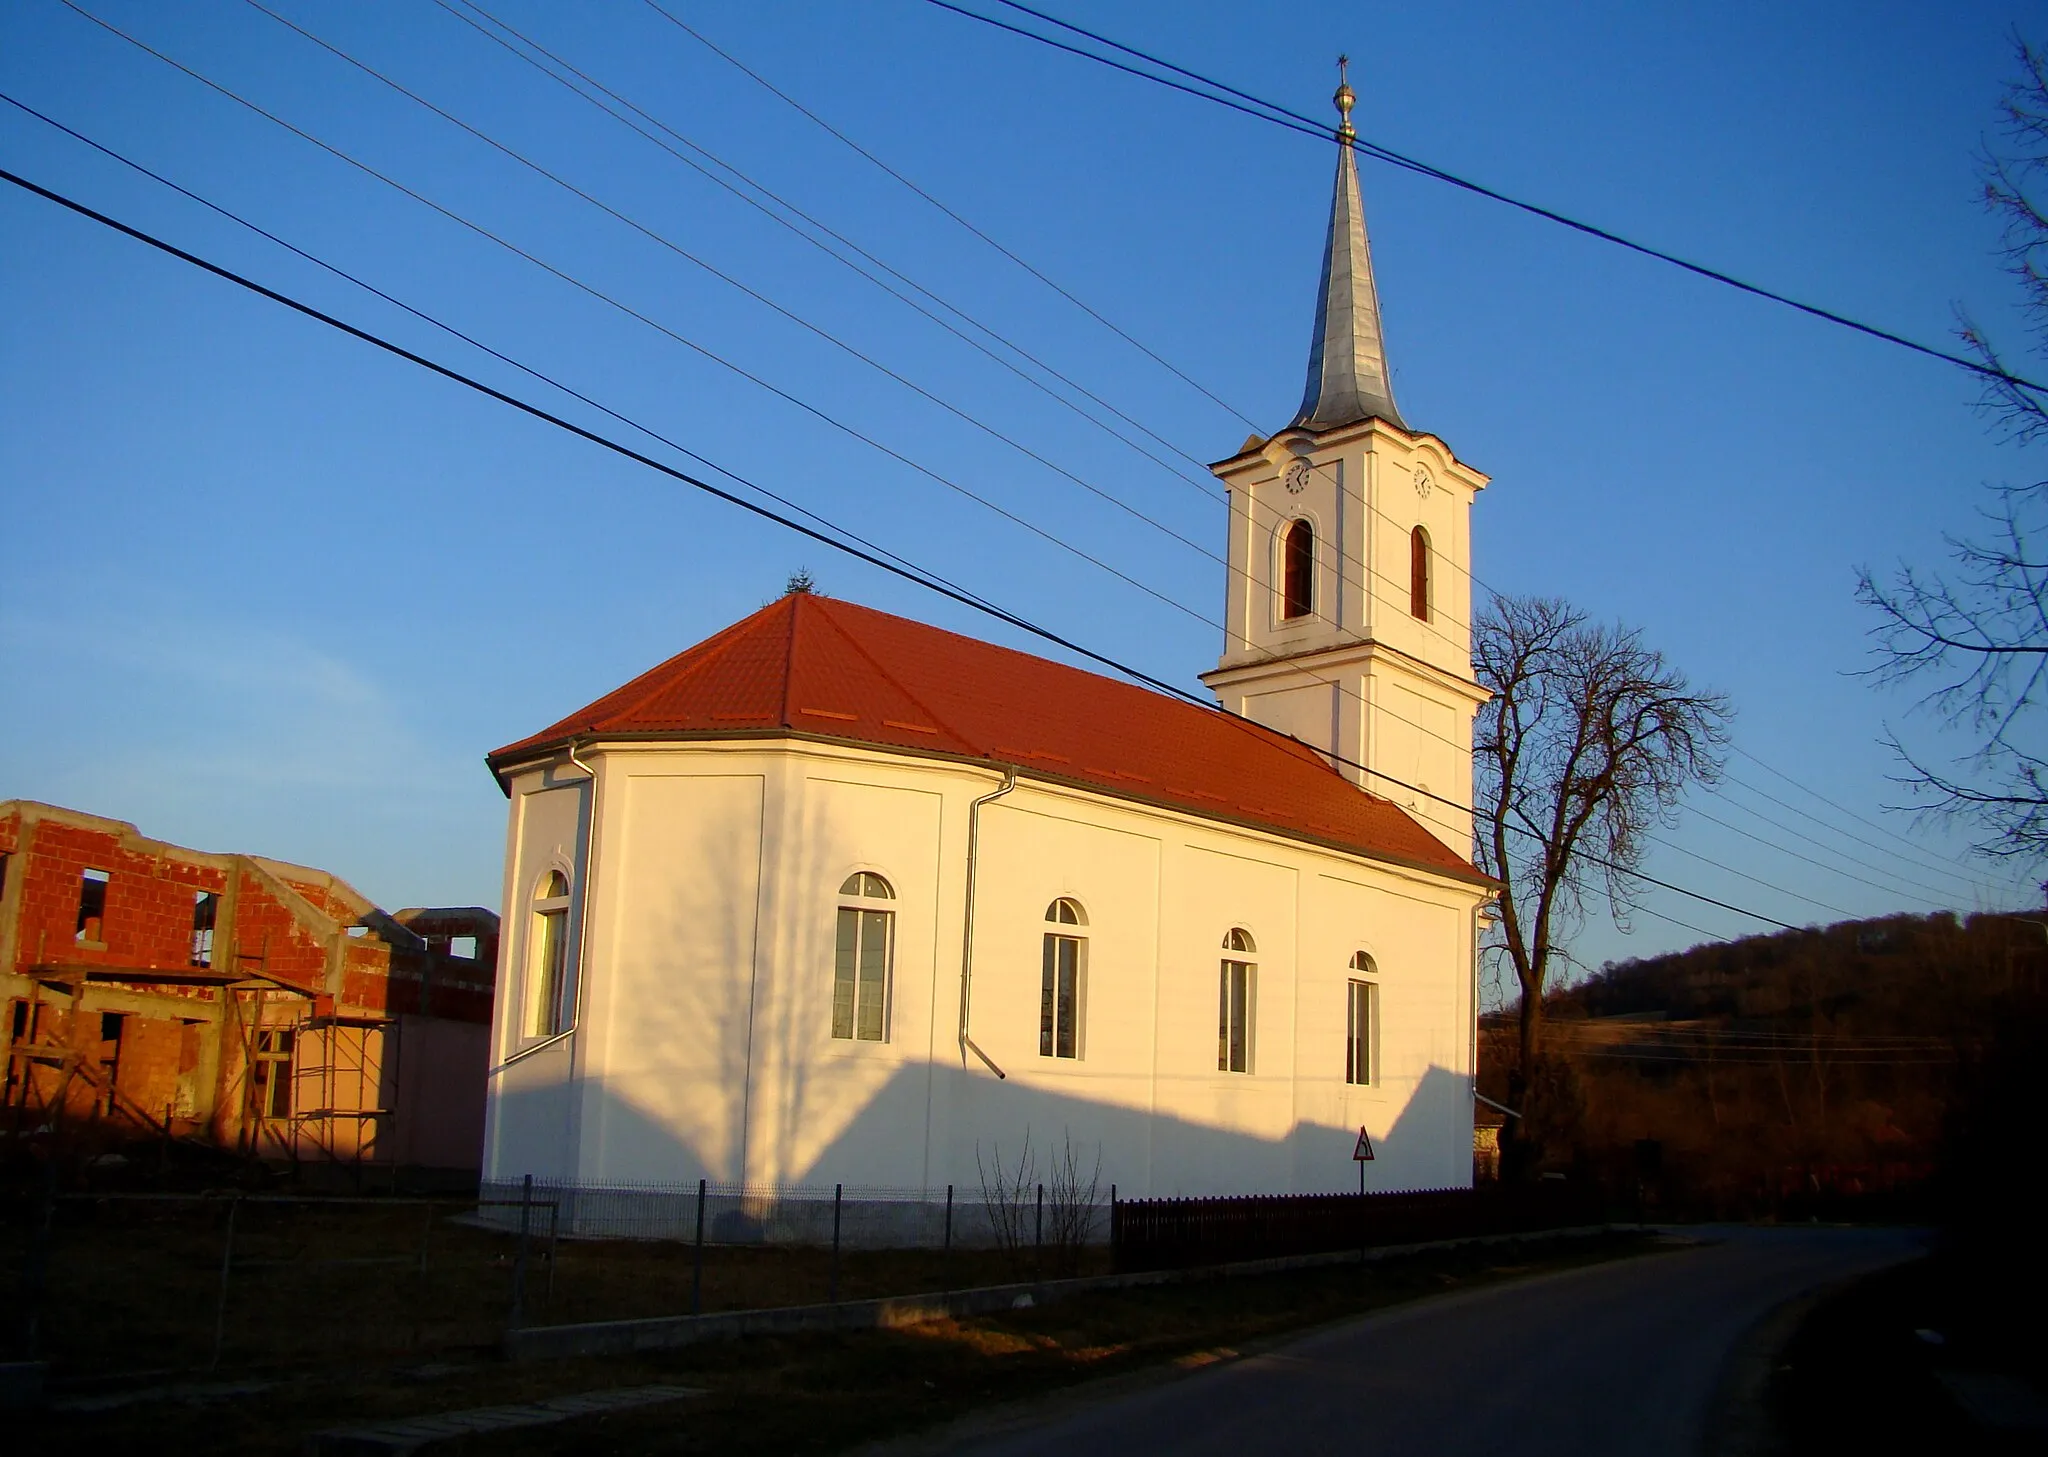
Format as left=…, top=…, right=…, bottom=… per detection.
left=1288, top=52, right=1406, bottom=434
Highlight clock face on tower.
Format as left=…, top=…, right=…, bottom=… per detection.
left=1283, top=459, right=1312, bottom=494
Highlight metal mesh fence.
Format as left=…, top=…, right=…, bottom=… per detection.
left=475, top=1177, right=1111, bottom=1250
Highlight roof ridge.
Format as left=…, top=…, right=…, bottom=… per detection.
left=564, top=599, right=790, bottom=735
left=809, top=598, right=981, bottom=752
left=779, top=593, right=802, bottom=727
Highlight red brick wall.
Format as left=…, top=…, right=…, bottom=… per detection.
left=9, top=820, right=226, bottom=977
left=231, top=867, right=334, bottom=993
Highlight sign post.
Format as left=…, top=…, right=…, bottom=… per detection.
left=1352, top=1126, right=1374, bottom=1195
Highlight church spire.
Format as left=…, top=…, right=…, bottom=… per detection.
left=1290, top=56, right=1407, bottom=434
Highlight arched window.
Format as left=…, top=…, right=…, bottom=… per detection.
left=1282, top=520, right=1314, bottom=621
left=1409, top=526, right=1431, bottom=621
left=1041, top=899, right=1087, bottom=1059
left=1346, top=951, right=1378, bottom=1087
left=527, top=869, right=573, bottom=1038
left=833, top=872, right=896, bottom=1042
left=1219, top=928, right=1256, bottom=1073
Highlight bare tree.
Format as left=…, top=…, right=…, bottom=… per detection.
left=1042, top=1131, right=1102, bottom=1275
left=1474, top=595, right=1732, bottom=1088
left=1858, top=36, right=2048, bottom=860
left=975, top=1134, right=1035, bottom=1275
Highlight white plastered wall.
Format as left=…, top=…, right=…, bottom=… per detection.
left=482, top=738, right=1486, bottom=1201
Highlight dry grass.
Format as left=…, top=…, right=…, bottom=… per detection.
left=16, top=1230, right=1660, bottom=1456
left=0, top=1198, right=1109, bottom=1379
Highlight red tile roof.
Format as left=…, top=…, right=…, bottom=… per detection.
left=488, top=594, right=1482, bottom=882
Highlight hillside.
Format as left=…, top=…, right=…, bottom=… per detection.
left=1478, top=908, right=2048, bottom=1216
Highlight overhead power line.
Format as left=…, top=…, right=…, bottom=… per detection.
left=42, top=3, right=2009, bottom=928
left=936, top=0, right=2048, bottom=399
left=56, top=0, right=1502, bottom=809
left=639, top=0, right=1254, bottom=427
left=3, top=160, right=1819, bottom=936
left=30, top=13, right=2016, bottom=926
left=0, top=91, right=1007, bottom=624
left=646, top=1, right=2019, bottom=902
left=24, top=13, right=2008, bottom=928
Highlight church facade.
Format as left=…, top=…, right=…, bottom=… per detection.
left=479, top=75, right=1494, bottom=1209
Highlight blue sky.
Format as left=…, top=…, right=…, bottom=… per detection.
left=2, top=0, right=2042, bottom=980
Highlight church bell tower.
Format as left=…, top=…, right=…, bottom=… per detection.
left=1200, top=59, right=1489, bottom=855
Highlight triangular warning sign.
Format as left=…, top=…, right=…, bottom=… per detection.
left=1353, top=1126, right=1375, bottom=1161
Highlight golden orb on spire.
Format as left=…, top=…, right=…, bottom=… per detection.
left=1333, top=53, right=1355, bottom=140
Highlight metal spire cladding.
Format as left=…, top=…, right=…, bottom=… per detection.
left=1290, top=57, right=1407, bottom=434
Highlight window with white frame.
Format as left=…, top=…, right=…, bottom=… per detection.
left=1281, top=519, right=1314, bottom=620
left=1041, top=898, right=1086, bottom=1059
left=833, top=872, right=895, bottom=1042
left=1218, top=927, right=1256, bottom=1073
left=527, top=870, right=573, bottom=1038
left=1347, top=951, right=1378, bottom=1086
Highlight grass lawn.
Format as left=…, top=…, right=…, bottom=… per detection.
left=20, top=1230, right=1660, bottom=1455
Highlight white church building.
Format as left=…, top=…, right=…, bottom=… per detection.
left=479, top=75, right=1494, bottom=1212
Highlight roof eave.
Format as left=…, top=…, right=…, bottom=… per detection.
left=485, top=728, right=1492, bottom=889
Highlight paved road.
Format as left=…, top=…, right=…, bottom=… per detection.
left=948, top=1227, right=1923, bottom=1457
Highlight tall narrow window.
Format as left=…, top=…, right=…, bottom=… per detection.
left=252, top=1028, right=294, bottom=1120
left=527, top=870, right=573, bottom=1037
left=191, top=891, right=219, bottom=969
left=1282, top=519, right=1314, bottom=620
left=1410, top=526, right=1431, bottom=621
left=1218, top=928, right=1256, bottom=1074
left=833, top=872, right=895, bottom=1042
left=76, top=868, right=109, bottom=944
left=1041, top=898, right=1086, bottom=1059
left=1347, top=952, right=1379, bottom=1086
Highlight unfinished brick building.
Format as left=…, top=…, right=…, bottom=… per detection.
left=0, top=801, right=498, bottom=1181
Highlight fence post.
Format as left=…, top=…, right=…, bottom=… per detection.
left=1035, top=1182, right=1043, bottom=1267
left=18, top=1158, right=57, bottom=1360
left=1108, top=1183, right=1117, bottom=1274
left=692, top=1178, right=707, bottom=1317
left=829, top=1183, right=843, bottom=1305
left=209, top=1195, right=241, bottom=1372
left=411, top=1199, right=433, bottom=1348
left=943, top=1183, right=954, bottom=1263
left=545, top=1202, right=560, bottom=1313
left=509, top=1173, right=533, bottom=1331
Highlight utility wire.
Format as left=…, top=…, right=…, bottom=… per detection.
left=0, top=90, right=1006, bottom=624
left=640, top=0, right=1255, bottom=427
left=60, top=0, right=1495, bottom=795
left=1707, top=774, right=2009, bottom=905
left=432, top=0, right=1488, bottom=651
left=39, top=8, right=2014, bottom=926
left=1681, top=800, right=1959, bottom=912
left=237, top=0, right=1241, bottom=601
left=654, top=1, right=2026, bottom=903
left=448, top=0, right=1228, bottom=506
left=1730, top=745, right=2033, bottom=894
left=47, top=1, right=2008, bottom=927
left=2, top=160, right=1819, bottom=936
left=949, top=0, right=2048, bottom=399
left=0, top=163, right=1204, bottom=704
left=59, top=0, right=1206, bottom=628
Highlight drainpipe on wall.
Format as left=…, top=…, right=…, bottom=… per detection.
left=564, top=740, right=600, bottom=1034
left=958, top=763, right=1018, bottom=1079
